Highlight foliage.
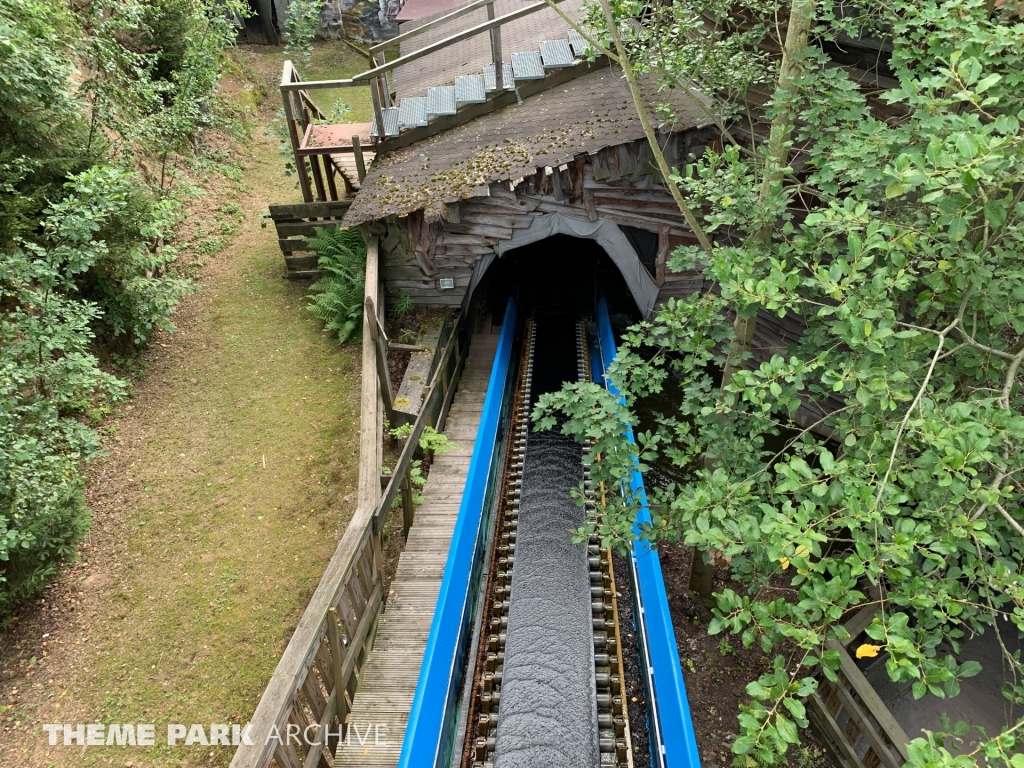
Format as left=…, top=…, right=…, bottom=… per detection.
left=385, top=424, right=459, bottom=507
left=389, top=423, right=459, bottom=456
left=283, top=0, right=323, bottom=63
left=537, top=0, right=1024, bottom=765
left=1, top=172, right=133, bottom=616
left=0, top=0, right=244, bottom=616
left=307, top=227, right=368, bottom=344
left=390, top=291, right=414, bottom=321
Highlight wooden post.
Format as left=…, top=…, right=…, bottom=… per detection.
left=281, top=84, right=314, bottom=203
left=309, top=152, right=328, bottom=202
left=370, top=81, right=386, bottom=141
left=487, top=3, right=503, bottom=90
left=326, top=607, right=348, bottom=739
left=323, top=156, right=339, bottom=201
left=374, top=52, right=392, bottom=107
left=402, top=464, right=415, bottom=537
left=365, top=297, right=395, bottom=425
left=656, top=225, right=670, bottom=287
left=352, top=136, right=366, bottom=181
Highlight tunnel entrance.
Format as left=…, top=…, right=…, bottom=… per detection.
left=468, top=235, right=643, bottom=327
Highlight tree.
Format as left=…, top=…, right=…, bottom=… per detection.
left=535, top=0, right=1024, bottom=764
left=0, top=0, right=245, bottom=616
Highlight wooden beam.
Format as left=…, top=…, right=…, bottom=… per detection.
left=370, top=82, right=385, bottom=147
left=488, top=2, right=503, bottom=91
left=325, top=609, right=347, bottom=737
left=352, top=136, right=366, bottom=181
left=365, top=296, right=395, bottom=426
left=656, top=225, right=670, bottom=287
left=359, top=234, right=382, bottom=511
left=349, top=0, right=569, bottom=82
left=807, top=691, right=865, bottom=768
left=269, top=201, right=351, bottom=218
left=825, top=639, right=911, bottom=760
left=280, top=78, right=358, bottom=93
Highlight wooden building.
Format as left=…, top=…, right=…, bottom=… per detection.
left=269, top=0, right=832, bottom=424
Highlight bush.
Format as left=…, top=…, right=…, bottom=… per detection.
left=0, top=390, right=95, bottom=618
left=0, top=0, right=242, bottom=618
left=307, top=227, right=367, bottom=344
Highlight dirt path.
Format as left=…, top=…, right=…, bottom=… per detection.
left=0, top=48, right=364, bottom=768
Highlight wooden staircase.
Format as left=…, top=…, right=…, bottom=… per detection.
left=333, top=331, right=500, bottom=766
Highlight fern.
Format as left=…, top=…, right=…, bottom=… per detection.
left=306, top=226, right=366, bottom=344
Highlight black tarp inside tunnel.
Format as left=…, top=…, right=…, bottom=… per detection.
left=493, top=315, right=600, bottom=768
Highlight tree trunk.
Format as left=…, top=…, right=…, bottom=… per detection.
left=593, top=0, right=818, bottom=596
left=720, top=0, right=817, bottom=387
left=693, top=0, right=818, bottom=595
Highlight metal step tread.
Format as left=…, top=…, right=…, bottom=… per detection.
left=426, top=85, right=457, bottom=116
left=483, top=62, right=516, bottom=91
left=539, top=39, right=575, bottom=68
left=370, top=107, right=400, bottom=138
left=455, top=74, right=487, bottom=104
left=397, top=96, right=428, bottom=128
left=510, top=50, right=545, bottom=80
left=568, top=27, right=596, bottom=57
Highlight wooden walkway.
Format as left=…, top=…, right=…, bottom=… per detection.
left=335, top=332, right=499, bottom=766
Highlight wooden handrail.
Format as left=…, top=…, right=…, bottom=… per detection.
left=374, top=310, right=467, bottom=534
left=349, top=0, right=568, bottom=82
left=281, top=77, right=359, bottom=93
left=368, top=0, right=500, bottom=54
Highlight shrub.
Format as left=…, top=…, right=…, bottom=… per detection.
left=307, top=227, right=367, bottom=344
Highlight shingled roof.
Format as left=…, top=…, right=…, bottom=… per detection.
left=343, top=66, right=709, bottom=225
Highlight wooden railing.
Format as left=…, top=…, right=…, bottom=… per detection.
left=280, top=61, right=368, bottom=204
left=278, top=0, right=574, bottom=181
left=229, top=236, right=469, bottom=768
left=807, top=606, right=911, bottom=768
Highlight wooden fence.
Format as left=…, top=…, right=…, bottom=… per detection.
left=280, top=61, right=369, bottom=206
left=808, top=606, right=911, bottom=768
left=229, top=235, right=469, bottom=768
left=267, top=201, right=353, bottom=280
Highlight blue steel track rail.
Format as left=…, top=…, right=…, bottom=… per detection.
left=594, top=298, right=702, bottom=768
left=398, top=298, right=519, bottom=768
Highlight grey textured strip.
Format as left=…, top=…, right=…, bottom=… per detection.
left=455, top=74, right=487, bottom=104
left=483, top=63, right=516, bottom=91
left=510, top=50, right=545, bottom=80
left=426, top=86, right=457, bottom=116
left=539, top=39, right=574, bottom=68
left=492, top=430, right=599, bottom=768
left=397, top=97, right=428, bottom=128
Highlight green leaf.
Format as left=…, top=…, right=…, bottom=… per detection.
left=975, top=73, right=1001, bottom=94
left=783, top=697, right=807, bottom=721
left=732, top=735, right=756, bottom=755
left=959, top=660, right=982, bottom=678
left=983, top=199, right=1007, bottom=228
left=947, top=216, right=968, bottom=241
left=775, top=712, right=799, bottom=744
left=745, top=681, right=770, bottom=699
